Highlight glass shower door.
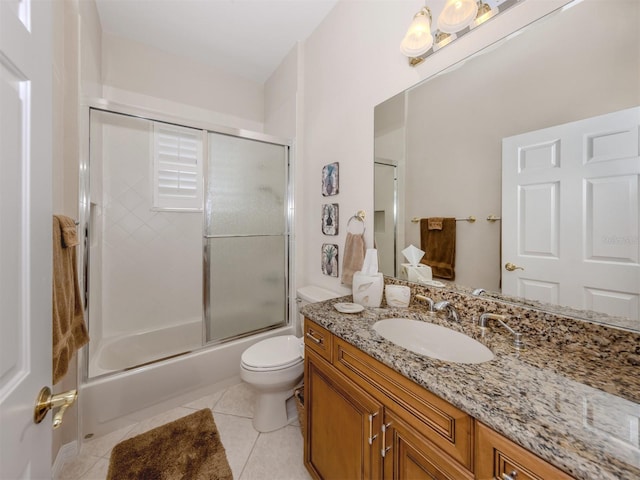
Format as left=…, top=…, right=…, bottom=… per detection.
left=205, top=132, right=289, bottom=343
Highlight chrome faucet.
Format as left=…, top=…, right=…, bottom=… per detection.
left=433, top=300, right=460, bottom=322
left=479, top=313, right=524, bottom=349
left=414, top=294, right=434, bottom=311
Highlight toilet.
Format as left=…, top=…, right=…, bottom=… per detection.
left=240, top=285, right=340, bottom=432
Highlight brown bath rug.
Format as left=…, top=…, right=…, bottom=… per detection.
left=107, top=408, right=233, bottom=480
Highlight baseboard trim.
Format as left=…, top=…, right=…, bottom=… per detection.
left=52, top=441, right=78, bottom=479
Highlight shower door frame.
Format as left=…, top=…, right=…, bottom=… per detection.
left=78, top=98, right=294, bottom=381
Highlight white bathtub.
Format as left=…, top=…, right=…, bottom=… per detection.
left=80, top=323, right=295, bottom=439
left=88, top=319, right=203, bottom=377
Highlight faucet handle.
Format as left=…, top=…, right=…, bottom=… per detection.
left=479, top=313, right=524, bottom=349
left=433, top=300, right=460, bottom=322
left=415, top=294, right=434, bottom=311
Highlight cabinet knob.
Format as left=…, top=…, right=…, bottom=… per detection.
left=502, top=471, right=518, bottom=480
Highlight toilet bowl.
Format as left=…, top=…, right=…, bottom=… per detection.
left=240, top=285, right=340, bottom=432
left=240, top=335, right=304, bottom=432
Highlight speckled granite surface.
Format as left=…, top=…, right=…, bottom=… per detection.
left=301, top=288, right=640, bottom=480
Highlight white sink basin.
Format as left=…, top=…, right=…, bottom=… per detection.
left=373, top=318, right=494, bottom=364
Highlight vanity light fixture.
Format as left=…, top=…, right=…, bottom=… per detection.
left=471, top=1, right=498, bottom=28
left=437, top=0, right=478, bottom=34
left=433, top=30, right=455, bottom=51
left=400, top=7, right=434, bottom=58
left=401, top=0, right=525, bottom=66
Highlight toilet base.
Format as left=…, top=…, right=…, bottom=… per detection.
left=252, top=388, right=298, bottom=432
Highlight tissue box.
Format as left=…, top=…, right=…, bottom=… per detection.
left=400, top=263, right=433, bottom=282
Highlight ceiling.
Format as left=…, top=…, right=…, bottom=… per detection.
left=94, top=0, right=340, bottom=84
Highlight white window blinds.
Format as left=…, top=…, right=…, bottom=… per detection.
left=153, top=123, right=203, bottom=210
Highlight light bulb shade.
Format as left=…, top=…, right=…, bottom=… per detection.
left=437, top=0, right=479, bottom=34
left=400, top=8, right=433, bottom=57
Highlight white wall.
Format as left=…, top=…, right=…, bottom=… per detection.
left=264, top=44, right=300, bottom=139
left=298, top=0, right=574, bottom=295
left=51, top=0, right=104, bottom=461
left=101, top=32, right=265, bottom=132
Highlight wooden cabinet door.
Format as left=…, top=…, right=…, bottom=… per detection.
left=305, top=349, right=383, bottom=480
left=382, top=410, right=474, bottom=480
left=475, top=422, right=574, bottom=480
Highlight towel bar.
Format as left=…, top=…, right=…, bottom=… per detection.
left=347, top=211, right=366, bottom=234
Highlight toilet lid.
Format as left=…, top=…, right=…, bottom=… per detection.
left=241, top=335, right=303, bottom=369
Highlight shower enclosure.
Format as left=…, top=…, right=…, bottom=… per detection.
left=84, top=106, right=290, bottom=379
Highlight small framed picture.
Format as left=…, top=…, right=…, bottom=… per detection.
left=321, top=203, right=339, bottom=235
left=321, top=244, right=339, bottom=277
left=321, top=162, right=339, bottom=196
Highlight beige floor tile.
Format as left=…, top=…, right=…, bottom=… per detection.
left=78, top=457, right=110, bottom=480
left=213, top=382, right=256, bottom=418
left=80, top=424, right=134, bottom=459
left=213, top=412, right=259, bottom=479
left=121, top=406, right=196, bottom=440
left=64, top=384, right=313, bottom=480
left=56, top=454, right=102, bottom=480
left=239, top=425, right=311, bottom=480
left=183, top=389, right=226, bottom=411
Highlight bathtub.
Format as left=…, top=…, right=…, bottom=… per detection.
left=88, top=319, right=203, bottom=377
left=80, top=323, right=295, bottom=439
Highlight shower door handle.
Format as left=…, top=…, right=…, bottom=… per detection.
left=83, top=222, right=89, bottom=308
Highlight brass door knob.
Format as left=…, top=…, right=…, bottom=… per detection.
left=34, top=386, right=77, bottom=429
left=505, top=262, right=524, bottom=272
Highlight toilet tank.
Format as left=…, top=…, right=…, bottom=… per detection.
left=295, top=286, right=341, bottom=335
left=296, top=285, right=341, bottom=306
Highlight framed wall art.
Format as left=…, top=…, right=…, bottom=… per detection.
left=321, top=203, right=339, bottom=235
left=321, top=162, right=339, bottom=196
left=321, top=243, right=339, bottom=277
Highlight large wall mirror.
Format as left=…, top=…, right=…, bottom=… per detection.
left=374, top=0, right=639, bottom=331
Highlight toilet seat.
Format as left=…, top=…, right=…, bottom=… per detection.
left=241, top=335, right=303, bottom=371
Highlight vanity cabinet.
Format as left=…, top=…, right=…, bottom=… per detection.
left=475, top=422, right=574, bottom=480
left=304, top=318, right=576, bottom=480
left=382, top=408, right=473, bottom=480
left=304, top=319, right=473, bottom=480
left=305, top=348, right=383, bottom=479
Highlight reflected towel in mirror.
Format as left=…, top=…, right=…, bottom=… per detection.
left=420, top=217, right=456, bottom=280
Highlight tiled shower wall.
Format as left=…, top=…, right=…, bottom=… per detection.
left=90, top=112, right=202, bottom=342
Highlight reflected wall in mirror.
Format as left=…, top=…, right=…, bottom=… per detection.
left=374, top=0, right=640, bottom=330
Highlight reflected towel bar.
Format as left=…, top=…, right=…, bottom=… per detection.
left=411, top=216, right=476, bottom=223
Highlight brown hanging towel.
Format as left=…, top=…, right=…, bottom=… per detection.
left=52, top=215, right=89, bottom=384
left=420, top=217, right=456, bottom=280
left=341, top=232, right=366, bottom=286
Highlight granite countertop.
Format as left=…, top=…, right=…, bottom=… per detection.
left=301, top=296, right=640, bottom=480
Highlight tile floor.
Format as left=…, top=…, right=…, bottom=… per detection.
left=56, top=382, right=312, bottom=480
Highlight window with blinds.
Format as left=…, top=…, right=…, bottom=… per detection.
left=153, top=123, right=203, bottom=211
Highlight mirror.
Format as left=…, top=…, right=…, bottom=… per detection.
left=374, top=0, right=640, bottom=331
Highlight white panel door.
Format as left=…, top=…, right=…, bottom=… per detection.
left=502, top=107, right=640, bottom=322
left=0, top=0, right=53, bottom=478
